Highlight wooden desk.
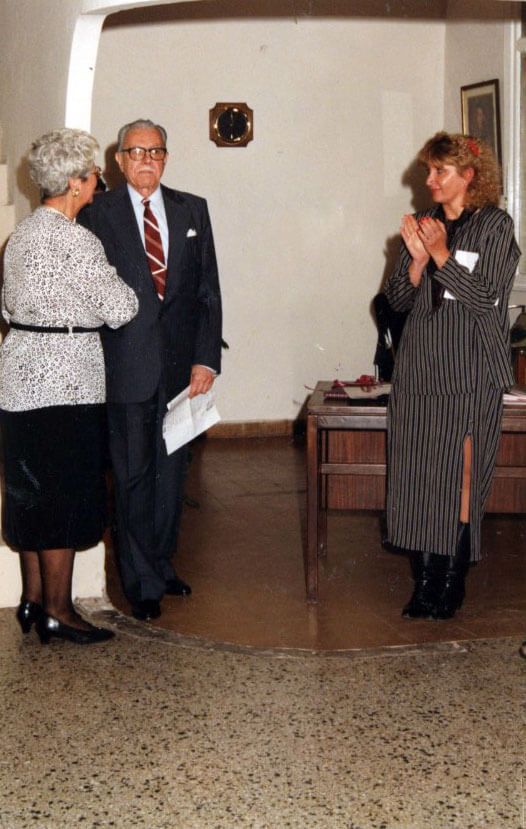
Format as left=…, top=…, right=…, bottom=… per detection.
left=306, top=380, right=526, bottom=603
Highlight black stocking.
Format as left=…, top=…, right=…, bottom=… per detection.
left=19, top=550, right=42, bottom=604
left=39, top=548, right=89, bottom=628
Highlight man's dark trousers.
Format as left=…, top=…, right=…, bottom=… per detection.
left=78, top=182, right=222, bottom=605
left=107, top=387, right=187, bottom=604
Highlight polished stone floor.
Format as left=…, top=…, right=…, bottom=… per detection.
left=1, top=437, right=525, bottom=828
left=109, top=436, right=526, bottom=653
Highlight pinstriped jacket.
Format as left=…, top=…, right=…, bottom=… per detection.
left=384, top=205, right=520, bottom=394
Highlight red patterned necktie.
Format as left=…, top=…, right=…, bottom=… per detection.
left=142, top=198, right=166, bottom=298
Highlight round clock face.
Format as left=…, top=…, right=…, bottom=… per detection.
left=209, top=103, right=253, bottom=147
left=216, top=107, right=250, bottom=143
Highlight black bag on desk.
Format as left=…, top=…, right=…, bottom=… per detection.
left=372, top=294, right=407, bottom=382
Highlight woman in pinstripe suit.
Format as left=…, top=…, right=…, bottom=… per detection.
left=384, top=131, right=520, bottom=620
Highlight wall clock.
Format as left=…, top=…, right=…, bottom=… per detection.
left=209, top=103, right=253, bottom=147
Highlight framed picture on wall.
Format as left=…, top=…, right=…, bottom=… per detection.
left=460, top=79, right=502, bottom=166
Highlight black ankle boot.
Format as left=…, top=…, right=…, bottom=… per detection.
left=433, top=524, right=471, bottom=620
left=402, top=552, right=442, bottom=619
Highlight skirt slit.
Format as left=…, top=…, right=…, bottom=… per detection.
left=386, top=358, right=502, bottom=562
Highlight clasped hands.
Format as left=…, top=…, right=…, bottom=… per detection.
left=401, top=214, right=450, bottom=283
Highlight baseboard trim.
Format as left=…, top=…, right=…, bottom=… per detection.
left=207, top=419, right=295, bottom=439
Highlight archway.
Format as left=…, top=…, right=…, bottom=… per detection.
left=66, top=0, right=206, bottom=128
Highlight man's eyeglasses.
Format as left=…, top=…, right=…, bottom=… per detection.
left=121, top=147, right=168, bottom=161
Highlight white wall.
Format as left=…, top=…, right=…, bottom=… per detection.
left=92, top=4, right=447, bottom=423
left=0, top=0, right=84, bottom=217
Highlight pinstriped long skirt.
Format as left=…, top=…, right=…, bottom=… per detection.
left=386, top=367, right=503, bottom=562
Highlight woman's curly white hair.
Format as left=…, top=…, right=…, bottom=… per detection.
left=28, top=128, right=99, bottom=198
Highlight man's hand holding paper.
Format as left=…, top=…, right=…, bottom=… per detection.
left=163, top=385, right=220, bottom=454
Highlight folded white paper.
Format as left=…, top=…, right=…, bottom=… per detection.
left=343, top=382, right=391, bottom=400
left=163, top=385, right=220, bottom=454
left=503, top=385, right=526, bottom=403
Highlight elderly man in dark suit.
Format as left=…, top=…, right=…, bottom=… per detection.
left=79, top=119, right=222, bottom=621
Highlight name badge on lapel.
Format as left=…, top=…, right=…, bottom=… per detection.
left=443, top=250, right=480, bottom=301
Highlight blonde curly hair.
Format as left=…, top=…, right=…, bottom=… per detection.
left=418, top=131, right=500, bottom=209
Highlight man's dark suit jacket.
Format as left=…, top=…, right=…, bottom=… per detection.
left=78, top=183, right=222, bottom=403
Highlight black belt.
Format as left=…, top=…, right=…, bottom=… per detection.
left=10, top=321, right=100, bottom=334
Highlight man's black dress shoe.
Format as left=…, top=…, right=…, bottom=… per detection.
left=165, top=576, right=192, bottom=596
left=131, top=599, right=161, bottom=621
left=36, top=614, right=115, bottom=645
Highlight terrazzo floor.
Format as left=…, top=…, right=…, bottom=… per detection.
left=1, top=436, right=525, bottom=828
left=1, top=611, right=524, bottom=828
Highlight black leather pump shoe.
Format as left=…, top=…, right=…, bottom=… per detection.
left=36, top=614, right=115, bottom=645
left=16, top=600, right=44, bottom=634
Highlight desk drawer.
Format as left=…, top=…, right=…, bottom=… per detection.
left=324, top=430, right=526, bottom=513
left=327, top=430, right=386, bottom=463
left=487, top=433, right=526, bottom=512
left=326, top=431, right=386, bottom=509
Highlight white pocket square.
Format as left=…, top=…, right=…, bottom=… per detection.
left=186, top=228, right=197, bottom=237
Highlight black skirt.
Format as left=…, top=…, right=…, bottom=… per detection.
left=0, top=405, right=107, bottom=551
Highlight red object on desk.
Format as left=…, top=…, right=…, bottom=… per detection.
left=325, top=376, right=381, bottom=400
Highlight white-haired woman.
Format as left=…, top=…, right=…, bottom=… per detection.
left=0, top=128, right=138, bottom=644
